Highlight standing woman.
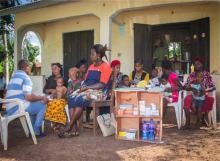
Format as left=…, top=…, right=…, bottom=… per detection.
left=129, top=59, right=149, bottom=86
left=43, top=63, right=63, bottom=95
left=59, top=44, right=112, bottom=137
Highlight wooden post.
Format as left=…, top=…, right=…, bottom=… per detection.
left=2, top=21, right=9, bottom=85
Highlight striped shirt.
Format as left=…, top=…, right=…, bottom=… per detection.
left=6, top=70, right=33, bottom=115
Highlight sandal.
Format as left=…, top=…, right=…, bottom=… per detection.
left=70, top=131, right=79, bottom=137
left=58, top=131, right=73, bottom=138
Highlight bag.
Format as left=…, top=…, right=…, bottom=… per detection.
left=97, top=113, right=116, bottom=137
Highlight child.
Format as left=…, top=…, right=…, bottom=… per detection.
left=119, top=75, right=130, bottom=88
left=160, top=73, right=173, bottom=103
left=149, top=68, right=160, bottom=88
left=190, top=78, right=205, bottom=126
left=55, top=77, right=67, bottom=99
left=45, top=77, right=67, bottom=133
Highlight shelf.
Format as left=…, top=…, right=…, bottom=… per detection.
left=117, top=137, right=162, bottom=143
left=117, top=136, right=139, bottom=142
left=139, top=139, right=162, bottom=143
left=115, top=90, right=163, bottom=143
left=116, top=115, right=161, bottom=118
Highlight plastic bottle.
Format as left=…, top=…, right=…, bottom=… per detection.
left=190, top=64, right=194, bottom=73
left=155, top=121, right=160, bottom=141
left=142, top=120, right=149, bottom=141
left=148, top=119, right=155, bottom=141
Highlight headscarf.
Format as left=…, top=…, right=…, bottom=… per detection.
left=111, top=60, right=121, bottom=68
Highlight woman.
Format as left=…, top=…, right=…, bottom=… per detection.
left=161, top=59, right=182, bottom=108
left=67, top=67, right=81, bottom=114
left=110, top=59, right=123, bottom=88
left=129, top=59, right=149, bottom=86
left=59, top=44, right=112, bottom=137
left=75, top=59, right=87, bottom=80
left=183, top=58, right=215, bottom=129
left=43, top=63, right=63, bottom=95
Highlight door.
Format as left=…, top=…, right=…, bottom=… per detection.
left=134, top=23, right=153, bottom=73
left=63, top=30, right=94, bottom=77
left=190, top=17, right=210, bottom=71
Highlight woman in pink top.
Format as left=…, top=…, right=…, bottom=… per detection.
left=161, top=59, right=183, bottom=109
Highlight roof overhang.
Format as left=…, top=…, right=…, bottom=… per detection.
left=0, top=0, right=77, bottom=16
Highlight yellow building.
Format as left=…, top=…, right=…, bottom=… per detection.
left=0, top=0, right=220, bottom=76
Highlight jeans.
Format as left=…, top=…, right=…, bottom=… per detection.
left=25, top=101, right=46, bottom=135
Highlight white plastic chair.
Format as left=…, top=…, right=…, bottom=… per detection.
left=167, top=90, right=183, bottom=129
left=208, top=90, right=217, bottom=129
left=41, top=104, right=70, bottom=133
left=0, top=98, right=37, bottom=150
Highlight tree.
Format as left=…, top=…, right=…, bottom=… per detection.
left=0, top=0, right=21, bottom=84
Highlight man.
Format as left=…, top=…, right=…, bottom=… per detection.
left=6, top=59, right=48, bottom=136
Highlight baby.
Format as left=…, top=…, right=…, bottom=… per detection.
left=55, top=78, right=67, bottom=99
left=149, top=68, right=160, bottom=88
left=160, top=73, right=173, bottom=103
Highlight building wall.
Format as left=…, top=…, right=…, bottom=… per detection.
left=111, top=3, right=220, bottom=74
left=18, top=15, right=100, bottom=76
left=14, top=1, right=220, bottom=76
left=15, top=0, right=204, bottom=29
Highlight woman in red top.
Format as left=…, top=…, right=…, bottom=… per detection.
left=59, top=44, right=112, bottom=138
left=183, top=58, right=215, bottom=129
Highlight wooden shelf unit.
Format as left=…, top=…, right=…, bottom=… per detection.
left=114, top=90, right=163, bottom=142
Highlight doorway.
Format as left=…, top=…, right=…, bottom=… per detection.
left=134, top=17, right=210, bottom=73
left=63, top=30, right=94, bottom=77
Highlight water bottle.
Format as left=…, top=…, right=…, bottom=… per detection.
left=149, top=119, right=155, bottom=141
left=155, top=121, right=160, bottom=141
left=142, top=121, right=149, bottom=140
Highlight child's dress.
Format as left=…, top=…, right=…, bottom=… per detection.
left=45, top=98, right=67, bottom=125
left=190, top=83, right=205, bottom=110
left=160, top=83, right=173, bottom=103
left=149, top=77, right=160, bottom=88
left=45, top=84, right=69, bottom=125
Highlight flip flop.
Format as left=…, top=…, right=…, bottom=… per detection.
left=58, top=131, right=73, bottom=138
left=70, top=131, right=79, bottom=137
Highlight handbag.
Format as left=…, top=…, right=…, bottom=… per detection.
left=97, top=113, right=116, bottom=137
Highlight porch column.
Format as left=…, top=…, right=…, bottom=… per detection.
left=13, top=30, right=18, bottom=71
left=99, top=16, right=112, bottom=62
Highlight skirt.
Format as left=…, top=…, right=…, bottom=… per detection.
left=68, top=95, right=91, bottom=109
left=45, top=99, right=67, bottom=125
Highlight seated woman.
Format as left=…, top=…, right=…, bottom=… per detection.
left=43, top=63, right=64, bottom=95
left=161, top=59, right=183, bottom=112
left=110, top=60, right=123, bottom=88
left=129, top=59, right=149, bottom=86
left=75, top=59, right=87, bottom=80
left=183, top=58, right=215, bottom=129
left=58, top=44, right=112, bottom=138
left=67, top=67, right=81, bottom=126
left=45, top=77, right=67, bottom=132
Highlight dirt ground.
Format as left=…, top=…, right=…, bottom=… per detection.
left=0, top=117, right=220, bottom=161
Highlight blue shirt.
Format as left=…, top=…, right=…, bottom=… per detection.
left=6, top=70, right=33, bottom=115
